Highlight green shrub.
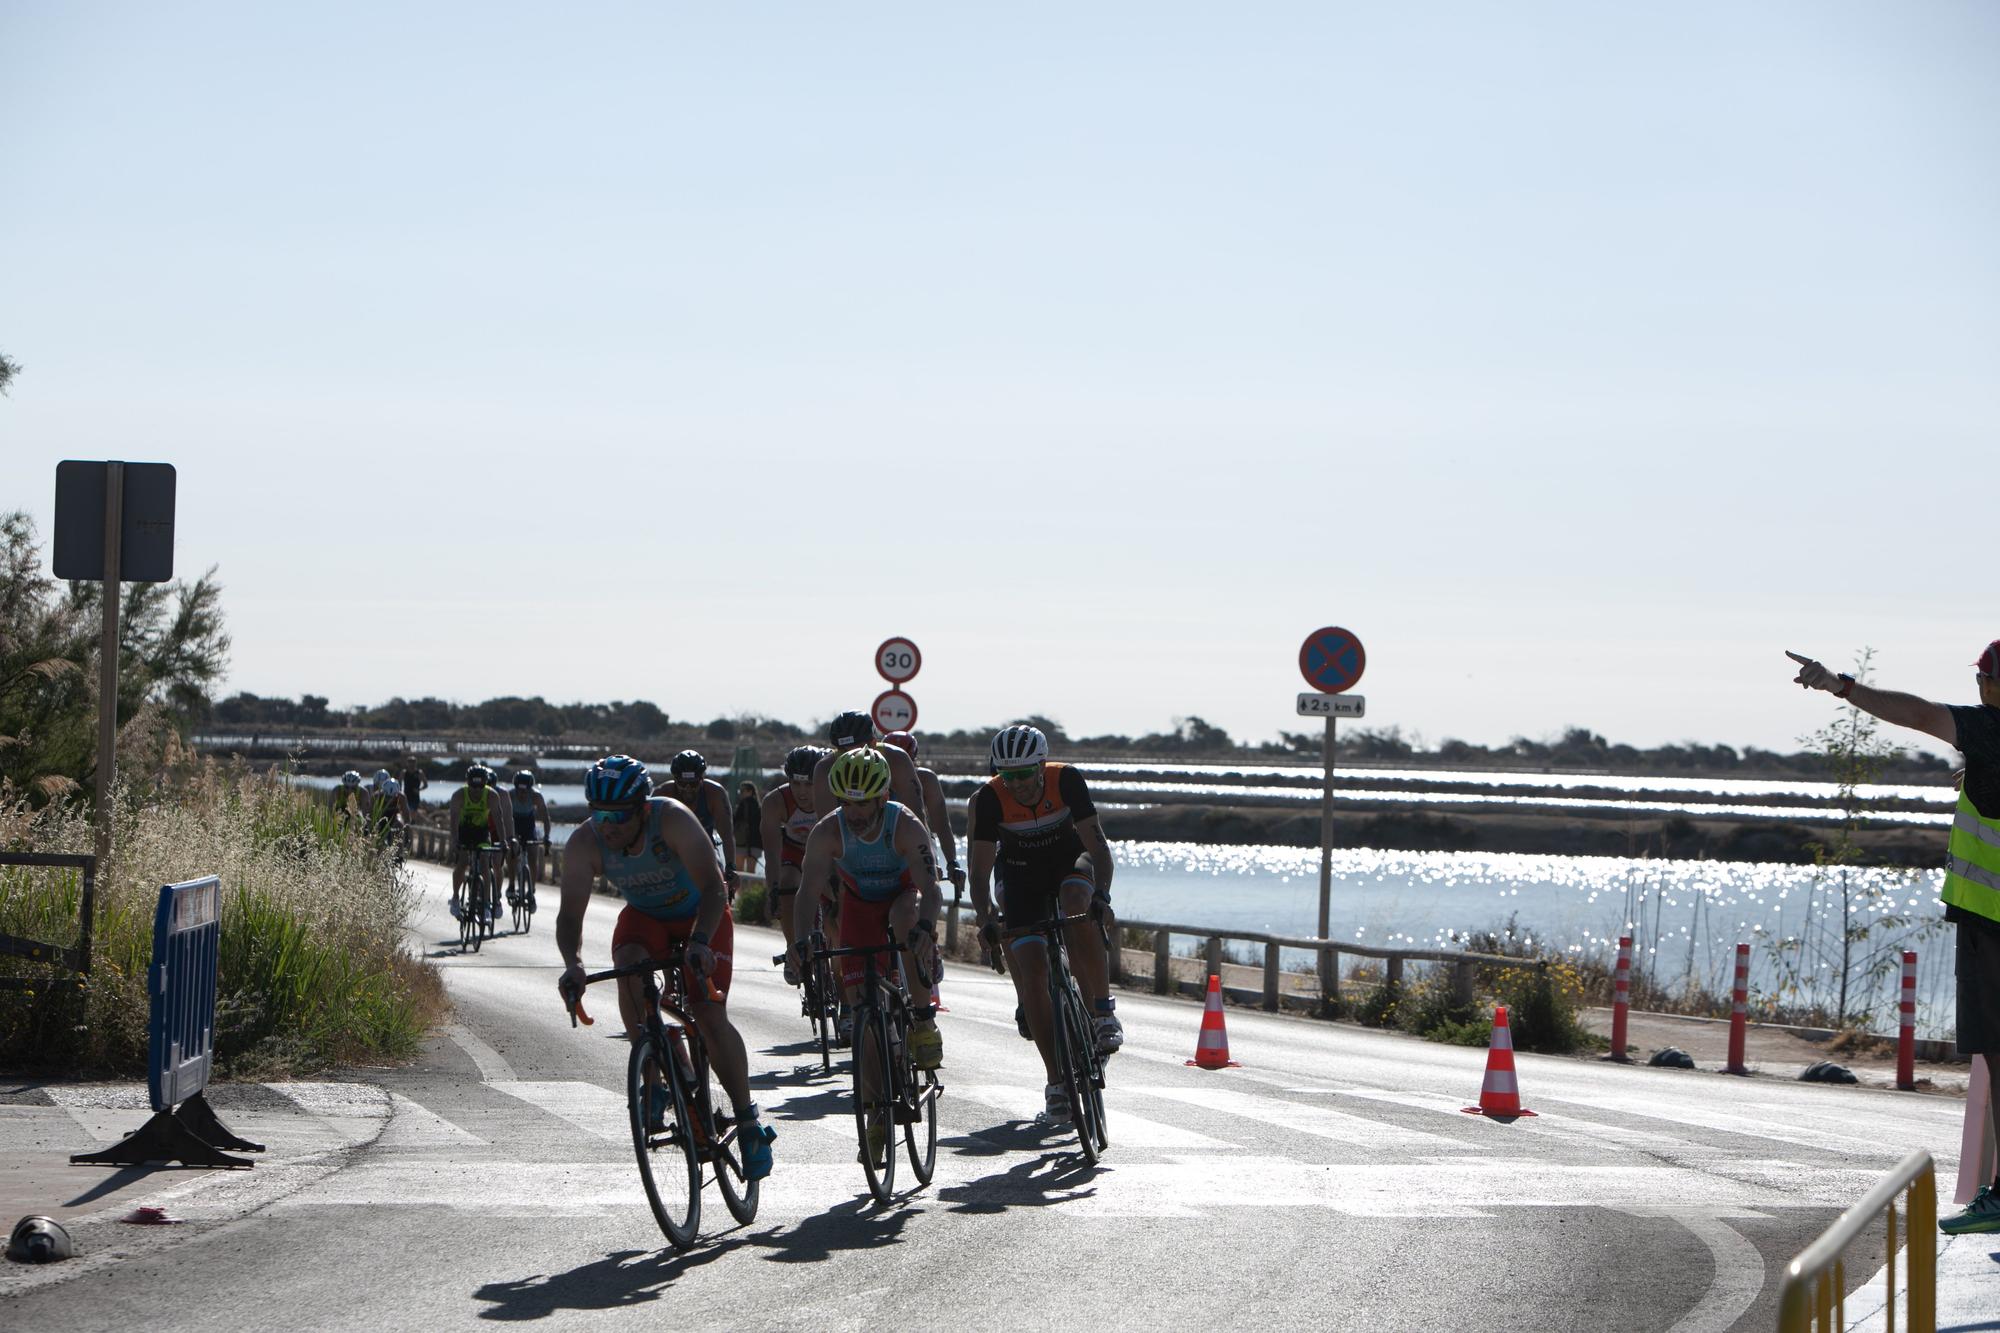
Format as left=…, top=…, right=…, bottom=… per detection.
left=1497, top=958, right=1599, bottom=1055
left=733, top=878, right=769, bottom=926
left=1395, top=966, right=1484, bottom=1045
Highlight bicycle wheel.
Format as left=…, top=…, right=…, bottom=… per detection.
left=468, top=865, right=486, bottom=953
left=628, top=1034, right=701, bottom=1249
left=458, top=883, right=476, bottom=953
left=904, top=1061, right=938, bottom=1185
left=854, top=1009, right=896, bottom=1204
left=1063, top=980, right=1108, bottom=1157
left=703, top=1052, right=761, bottom=1226
left=1051, top=974, right=1099, bottom=1165
left=811, top=957, right=835, bottom=1072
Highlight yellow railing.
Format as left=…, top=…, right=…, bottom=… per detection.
left=1777, top=1150, right=1935, bottom=1332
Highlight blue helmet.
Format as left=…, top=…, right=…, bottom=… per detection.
left=585, top=754, right=652, bottom=806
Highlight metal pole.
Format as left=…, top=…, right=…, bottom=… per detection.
left=93, top=462, right=125, bottom=867
left=1317, top=713, right=1336, bottom=1007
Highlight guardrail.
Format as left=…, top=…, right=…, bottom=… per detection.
left=1775, top=1149, right=1935, bottom=1332
left=0, top=852, right=96, bottom=990
left=71, top=876, right=266, bottom=1170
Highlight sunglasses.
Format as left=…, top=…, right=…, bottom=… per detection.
left=998, top=765, right=1041, bottom=782
left=591, top=805, right=642, bottom=825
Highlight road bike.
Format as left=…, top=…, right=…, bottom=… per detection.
left=1001, top=911, right=1109, bottom=1164
left=510, top=839, right=542, bottom=935
left=565, top=944, right=763, bottom=1249
left=810, top=932, right=941, bottom=1205
left=773, top=903, right=840, bottom=1071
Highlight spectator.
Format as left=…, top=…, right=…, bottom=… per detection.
left=734, top=780, right=762, bottom=874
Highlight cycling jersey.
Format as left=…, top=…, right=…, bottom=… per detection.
left=778, top=786, right=816, bottom=868
left=460, top=785, right=490, bottom=830
left=595, top=798, right=702, bottom=921
left=968, top=763, right=1096, bottom=885
left=834, top=803, right=917, bottom=904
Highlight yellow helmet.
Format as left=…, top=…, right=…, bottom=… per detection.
left=827, top=746, right=891, bottom=801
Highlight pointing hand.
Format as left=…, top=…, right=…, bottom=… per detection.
left=1785, top=650, right=1839, bottom=693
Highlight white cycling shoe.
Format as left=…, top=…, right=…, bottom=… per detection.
left=1038, top=1084, right=1071, bottom=1125
left=1094, top=1013, right=1124, bottom=1056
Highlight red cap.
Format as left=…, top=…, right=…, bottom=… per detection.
left=1977, top=641, right=2000, bottom=677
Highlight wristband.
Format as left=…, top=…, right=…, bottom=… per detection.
left=690, top=930, right=710, bottom=947
left=1835, top=674, right=1855, bottom=699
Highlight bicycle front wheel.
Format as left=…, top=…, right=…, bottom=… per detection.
left=811, top=957, right=836, bottom=1073
left=854, top=1011, right=896, bottom=1204
left=628, top=1035, right=701, bottom=1249
left=1054, top=978, right=1101, bottom=1165
left=905, top=1065, right=938, bottom=1185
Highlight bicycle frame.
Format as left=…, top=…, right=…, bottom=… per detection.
left=1001, top=910, right=1109, bottom=1160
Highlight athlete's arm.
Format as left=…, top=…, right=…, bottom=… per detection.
left=447, top=789, right=464, bottom=824
left=886, top=747, right=927, bottom=829
left=555, top=829, right=601, bottom=999
left=792, top=817, right=841, bottom=956
left=1077, top=814, right=1114, bottom=897
left=708, top=782, right=738, bottom=875
left=534, top=793, right=551, bottom=842
left=759, top=792, right=787, bottom=873
left=919, top=769, right=959, bottom=878
left=811, top=754, right=834, bottom=825
left=966, top=788, right=999, bottom=921
left=895, top=809, right=944, bottom=924
left=659, top=801, right=730, bottom=948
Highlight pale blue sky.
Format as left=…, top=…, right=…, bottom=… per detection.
left=3, top=3, right=1996, bottom=755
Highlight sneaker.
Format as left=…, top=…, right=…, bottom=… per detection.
left=645, top=1084, right=672, bottom=1135
left=1038, top=1084, right=1070, bottom=1125
left=857, top=1117, right=888, bottom=1165
left=835, top=1014, right=854, bottom=1050
left=1094, top=1013, right=1124, bottom=1056
left=741, top=1121, right=775, bottom=1181
left=909, top=1022, right=943, bottom=1071
left=1015, top=1006, right=1030, bottom=1041
left=526, top=889, right=537, bottom=914
left=449, top=897, right=463, bottom=920
left=1940, top=1183, right=2000, bottom=1235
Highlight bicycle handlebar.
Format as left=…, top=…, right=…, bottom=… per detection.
left=562, top=949, right=726, bottom=1028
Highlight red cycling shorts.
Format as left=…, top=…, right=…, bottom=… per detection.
left=612, top=905, right=734, bottom=1001
left=836, top=887, right=914, bottom=988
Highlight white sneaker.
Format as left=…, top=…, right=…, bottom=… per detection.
left=1038, top=1084, right=1070, bottom=1125
left=449, top=898, right=463, bottom=920
left=1094, top=1013, right=1124, bottom=1056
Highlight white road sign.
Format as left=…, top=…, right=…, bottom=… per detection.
left=1297, top=692, right=1365, bottom=718
left=875, top=637, right=922, bottom=684
left=872, top=689, right=918, bottom=732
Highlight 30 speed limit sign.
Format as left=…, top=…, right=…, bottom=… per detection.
left=875, top=637, right=921, bottom=683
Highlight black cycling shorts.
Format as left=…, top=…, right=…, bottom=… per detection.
left=1957, top=915, right=2000, bottom=1056
left=999, top=854, right=1097, bottom=934
left=456, top=824, right=489, bottom=852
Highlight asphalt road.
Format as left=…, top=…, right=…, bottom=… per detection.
left=3, top=864, right=1968, bottom=1331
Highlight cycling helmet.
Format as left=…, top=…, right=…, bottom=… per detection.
left=829, top=710, right=875, bottom=750
left=341, top=770, right=361, bottom=788
left=513, top=769, right=536, bottom=789
left=466, top=765, right=486, bottom=786
left=827, top=747, right=891, bottom=801
left=372, top=768, right=392, bottom=789
left=882, top=730, right=918, bottom=759
left=669, top=750, right=707, bottom=779
left=383, top=779, right=401, bottom=797
left=585, top=754, right=653, bottom=806
left=990, top=724, right=1049, bottom=770
left=783, top=745, right=822, bottom=778
left=7, top=1215, right=75, bottom=1264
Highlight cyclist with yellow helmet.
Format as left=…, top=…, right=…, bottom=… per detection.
left=788, top=746, right=944, bottom=1072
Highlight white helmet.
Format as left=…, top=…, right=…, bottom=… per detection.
left=383, top=779, right=401, bottom=797
left=989, top=724, right=1049, bottom=771
left=340, top=770, right=362, bottom=788
left=372, top=769, right=392, bottom=789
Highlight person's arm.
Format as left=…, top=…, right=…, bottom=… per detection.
left=812, top=754, right=834, bottom=822
left=535, top=794, right=550, bottom=843
left=920, top=770, right=961, bottom=884
left=896, top=812, right=944, bottom=971
left=1076, top=815, right=1114, bottom=898
left=1787, top=651, right=1956, bottom=745
left=446, top=790, right=464, bottom=824
left=555, top=829, right=599, bottom=1003
left=887, top=748, right=926, bottom=829
left=759, top=793, right=786, bottom=873
left=708, top=783, right=738, bottom=877
left=660, top=802, right=730, bottom=978
left=792, top=818, right=840, bottom=959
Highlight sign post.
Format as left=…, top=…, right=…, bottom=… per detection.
left=53, top=461, right=178, bottom=865
left=1297, top=626, right=1366, bottom=1011
left=872, top=636, right=920, bottom=735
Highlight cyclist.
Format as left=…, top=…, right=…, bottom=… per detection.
left=507, top=769, right=552, bottom=909
left=813, top=712, right=928, bottom=825
left=759, top=745, right=826, bottom=960
left=669, top=750, right=739, bottom=893
left=367, top=776, right=410, bottom=848
left=447, top=765, right=511, bottom=920
left=882, top=730, right=966, bottom=899
left=556, top=755, right=773, bottom=1180
left=968, top=724, right=1121, bottom=1122
left=788, top=747, right=944, bottom=1079
left=330, top=770, right=367, bottom=825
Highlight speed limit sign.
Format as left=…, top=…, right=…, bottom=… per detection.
left=875, top=637, right=921, bottom=684
left=871, top=689, right=917, bottom=733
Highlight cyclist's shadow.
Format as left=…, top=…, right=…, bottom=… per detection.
left=471, top=1241, right=751, bottom=1321
left=745, top=1073, right=848, bottom=1128
left=745, top=1194, right=920, bottom=1263
left=938, top=1131, right=1101, bottom=1215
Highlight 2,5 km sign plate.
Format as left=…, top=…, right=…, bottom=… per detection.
left=1297, top=693, right=1365, bottom=718
left=1298, top=626, right=1365, bottom=694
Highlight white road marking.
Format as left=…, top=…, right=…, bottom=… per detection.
left=488, top=1080, right=627, bottom=1143
left=1128, top=1085, right=1477, bottom=1153
left=1628, top=1210, right=1766, bottom=1333
left=953, top=1084, right=1239, bottom=1150
left=446, top=1022, right=518, bottom=1083
left=378, top=1092, right=489, bottom=1147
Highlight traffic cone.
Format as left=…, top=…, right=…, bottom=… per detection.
left=1186, top=974, right=1240, bottom=1069
left=1461, top=1005, right=1536, bottom=1118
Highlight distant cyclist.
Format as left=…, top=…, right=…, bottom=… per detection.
left=556, top=755, right=773, bottom=1180
left=812, top=711, right=927, bottom=829
left=330, top=770, right=367, bottom=825
left=788, top=747, right=943, bottom=1074
left=508, top=770, right=552, bottom=907
left=759, top=745, right=826, bottom=961
left=367, top=776, right=410, bottom=847
left=883, top=730, right=966, bottom=898
left=669, top=750, right=739, bottom=893
left=969, top=724, right=1120, bottom=1121
left=447, top=765, right=511, bottom=920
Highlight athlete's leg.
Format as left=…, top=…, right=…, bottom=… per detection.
left=1008, top=939, right=1061, bottom=1083
left=1061, top=876, right=1110, bottom=1008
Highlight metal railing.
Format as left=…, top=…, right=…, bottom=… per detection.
left=1776, top=1150, right=1935, bottom=1333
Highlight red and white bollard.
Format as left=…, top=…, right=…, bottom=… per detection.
left=1724, top=942, right=1750, bottom=1075
left=1897, top=950, right=1917, bottom=1091
left=1610, top=935, right=1633, bottom=1062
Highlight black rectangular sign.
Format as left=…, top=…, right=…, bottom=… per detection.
left=52, top=460, right=177, bottom=582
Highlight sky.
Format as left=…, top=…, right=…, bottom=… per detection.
left=3, top=2, right=1996, bottom=757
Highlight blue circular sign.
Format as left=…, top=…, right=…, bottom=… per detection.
left=1299, top=626, right=1366, bottom=694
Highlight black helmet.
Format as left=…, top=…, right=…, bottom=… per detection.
left=829, top=710, right=874, bottom=749
left=783, top=745, right=822, bottom=778
left=669, top=750, right=707, bottom=779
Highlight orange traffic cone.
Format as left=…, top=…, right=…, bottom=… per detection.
left=1186, top=974, right=1240, bottom=1069
left=1462, top=1005, right=1536, bottom=1118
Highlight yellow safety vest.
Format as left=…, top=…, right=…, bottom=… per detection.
left=1941, top=786, right=2000, bottom=925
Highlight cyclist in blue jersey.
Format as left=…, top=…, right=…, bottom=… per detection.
left=788, top=747, right=943, bottom=1072
left=556, top=755, right=774, bottom=1180
left=507, top=770, right=551, bottom=908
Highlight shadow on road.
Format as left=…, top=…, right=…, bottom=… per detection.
left=472, top=1240, right=753, bottom=1320
left=64, top=1163, right=177, bottom=1208
left=744, top=1193, right=921, bottom=1264
left=938, top=1142, right=1100, bottom=1215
